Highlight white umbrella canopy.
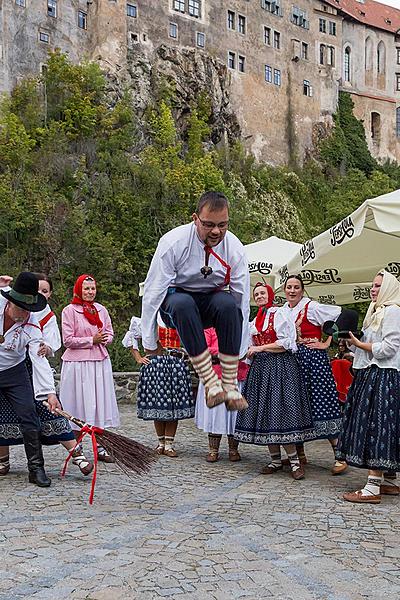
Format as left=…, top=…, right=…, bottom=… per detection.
left=273, top=189, right=400, bottom=305
left=245, top=236, right=302, bottom=305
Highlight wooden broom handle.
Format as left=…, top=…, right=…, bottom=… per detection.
left=43, top=402, right=86, bottom=429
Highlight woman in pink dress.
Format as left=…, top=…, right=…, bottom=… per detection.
left=59, top=274, right=120, bottom=462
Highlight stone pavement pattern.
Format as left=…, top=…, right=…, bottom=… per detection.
left=1, top=404, right=399, bottom=600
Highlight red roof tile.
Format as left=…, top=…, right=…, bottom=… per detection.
left=324, top=0, right=400, bottom=34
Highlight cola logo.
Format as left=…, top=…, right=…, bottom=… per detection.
left=248, top=262, right=273, bottom=275
left=330, top=217, right=355, bottom=246
left=353, top=287, right=370, bottom=301
left=318, top=295, right=336, bottom=305
left=301, top=268, right=342, bottom=285
left=300, top=239, right=316, bottom=266
left=279, top=265, right=289, bottom=285
left=386, top=262, right=400, bottom=278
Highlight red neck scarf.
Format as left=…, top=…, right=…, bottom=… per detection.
left=71, top=274, right=103, bottom=328
left=254, top=283, right=275, bottom=333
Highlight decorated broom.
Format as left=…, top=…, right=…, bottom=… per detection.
left=47, top=405, right=158, bottom=504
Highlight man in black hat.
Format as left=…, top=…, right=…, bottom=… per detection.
left=0, top=272, right=61, bottom=487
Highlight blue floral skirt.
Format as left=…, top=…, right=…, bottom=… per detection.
left=137, top=355, right=195, bottom=421
left=336, top=366, right=400, bottom=471
left=234, top=352, right=316, bottom=445
left=0, top=357, right=74, bottom=446
left=297, top=345, right=342, bottom=440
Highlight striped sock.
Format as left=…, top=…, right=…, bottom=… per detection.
left=164, top=436, right=175, bottom=451
left=190, top=350, right=220, bottom=389
left=361, top=475, right=383, bottom=497
left=286, top=451, right=301, bottom=472
left=269, top=451, right=282, bottom=469
left=218, top=353, right=239, bottom=390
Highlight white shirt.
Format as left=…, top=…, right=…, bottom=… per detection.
left=353, top=305, right=400, bottom=370
left=35, top=305, right=62, bottom=354
left=249, top=307, right=298, bottom=352
left=0, top=297, right=56, bottom=398
left=141, top=223, right=250, bottom=356
left=122, top=316, right=142, bottom=350
left=280, top=297, right=341, bottom=327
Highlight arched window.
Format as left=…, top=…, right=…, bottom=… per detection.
left=344, top=46, right=351, bottom=82
left=396, top=107, right=400, bottom=138
left=319, top=44, right=326, bottom=65
left=371, top=112, right=381, bottom=142
left=377, top=41, right=386, bottom=74
left=365, top=36, right=373, bottom=70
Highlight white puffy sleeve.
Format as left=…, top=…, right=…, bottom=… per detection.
left=274, top=309, right=298, bottom=352
left=27, top=322, right=56, bottom=398
left=43, top=315, right=62, bottom=355
left=141, top=240, right=176, bottom=351
left=371, top=306, right=400, bottom=360
left=307, top=301, right=341, bottom=326
left=122, top=316, right=142, bottom=349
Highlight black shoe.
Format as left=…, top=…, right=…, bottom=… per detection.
left=23, top=430, right=51, bottom=488
left=29, top=468, right=51, bottom=487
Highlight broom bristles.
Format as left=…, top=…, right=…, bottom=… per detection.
left=96, top=430, right=158, bottom=476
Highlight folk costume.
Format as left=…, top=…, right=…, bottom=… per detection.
left=234, top=290, right=316, bottom=478
left=122, top=315, right=194, bottom=422
left=195, top=327, right=249, bottom=462
left=59, top=275, right=120, bottom=434
left=337, top=271, right=400, bottom=492
left=0, top=301, right=74, bottom=447
left=141, top=222, right=250, bottom=411
left=280, top=298, right=342, bottom=440
left=0, top=273, right=58, bottom=486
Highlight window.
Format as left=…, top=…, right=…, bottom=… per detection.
left=329, top=21, right=336, bottom=36
left=129, top=32, right=139, bottom=44
left=327, top=45, right=335, bottom=66
left=292, top=6, right=308, bottom=28
left=377, top=41, right=386, bottom=74
left=365, top=36, right=373, bottom=70
left=196, top=32, right=205, bottom=47
left=344, top=46, right=351, bottom=82
left=238, top=15, right=246, bottom=34
left=48, top=0, right=57, bottom=17
left=228, top=51, right=236, bottom=69
left=264, top=27, right=271, bottom=45
left=188, top=0, right=201, bottom=18
left=371, top=112, right=381, bottom=141
left=39, top=31, right=50, bottom=43
left=127, top=3, right=137, bottom=17
left=396, top=107, right=400, bottom=137
left=78, top=10, right=87, bottom=29
left=274, top=68, right=281, bottom=86
left=396, top=74, right=400, bottom=91
left=320, top=44, right=326, bottom=65
left=262, top=0, right=282, bottom=16
left=173, top=0, right=185, bottom=12
left=15, top=0, right=25, bottom=5
left=265, top=64, right=272, bottom=83
left=273, top=31, right=281, bottom=49
left=303, top=79, right=313, bottom=96
left=301, top=42, right=308, bottom=60
left=238, top=55, right=245, bottom=73
left=397, top=48, right=400, bottom=65
left=169, top=22, right=178, bottom=39
left=319, top=18, right=327, bottom=33
left=228, top=10, right=235, bottom=30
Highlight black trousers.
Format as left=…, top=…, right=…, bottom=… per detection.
left=160, top=289, right=242, bottom=357
left=0, top=362, right=41, bottom=433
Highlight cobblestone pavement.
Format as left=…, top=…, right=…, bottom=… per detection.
left=1, top=404, right=400, bottom=600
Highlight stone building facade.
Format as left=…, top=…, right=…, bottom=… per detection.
left=0, top=0, right=399, bottom=164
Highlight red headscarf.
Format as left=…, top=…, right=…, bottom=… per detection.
left=253, top=282, right=275, bottom=333
left=71, top=274, right=103, bottom=328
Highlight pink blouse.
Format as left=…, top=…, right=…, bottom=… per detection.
left=61, top=303, right=114, bottom=362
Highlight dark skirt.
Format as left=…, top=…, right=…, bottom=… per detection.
left=0, top=355, right=74, bottom=446
left=297, top=345, right=342, bottom=440
left=234, top=352, right=316, bottom=445
left=137, top=355, right=195, bottom=421
left=336, top=366, right=400, bottom=471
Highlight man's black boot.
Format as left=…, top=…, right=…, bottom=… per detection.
left=23, top=430, right=51, bottom=487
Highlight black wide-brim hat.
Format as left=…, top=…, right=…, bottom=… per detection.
left=323, top=308, right=362, bottom=341
left=1, top=271, right=47, bottom=312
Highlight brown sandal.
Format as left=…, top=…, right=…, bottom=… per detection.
left=0, top=455, right=10, bottom=476
left=261, top=463, right=283, bottom=475
left=72, top=448, right=94, bottom=476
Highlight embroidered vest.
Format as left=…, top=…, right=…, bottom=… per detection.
left=295, top=301, right=322, bottom=342
left=252, top=311, right=278, bottom=346
left=158, top=326, right=181, bottom=349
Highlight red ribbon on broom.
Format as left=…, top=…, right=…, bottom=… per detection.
left=61, top=423, right=104, bottom=505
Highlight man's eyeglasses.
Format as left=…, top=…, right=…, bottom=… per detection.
left=196, top=216, right=229, bottom=231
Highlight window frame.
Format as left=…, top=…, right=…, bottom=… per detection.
left=196, top=31, right=205, bottom=48
left=238, top=14, right=246, bottom=35
left=228, top=10, right=235, bottom=30
left=319, top=18, right=327, bottom=33
left=228, top=51, right=236, bottom=70
left=301, top=41, right=308, bottom=60
left=78, top=10, right=87, bottom=30
left=173, top=0, right=185, bottom=13
left=273, top=30, right=281, bottom=50
left=303, top=79, right=313, bottom=96
left=39, top=31, right=50, bottom=44
left=15, top=0, right=26, bottom=6
left=396, top=73, right=400, bottom=92
left=169, top=22, right=178, bottom=39
left=188, top=0, right=201, bottom=18
left=264, top=26, right=271, bottom=46
left=238, top=54, right=246, bottom=73
left=329, top=21, right=336, bottom=36
left=265, top=64, right=272, bottom=83
left=273, top=68, right=281, bottom=86
left=127, top=3, right=137, bottom=18
left=47, top=0, right=57, bottom=18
